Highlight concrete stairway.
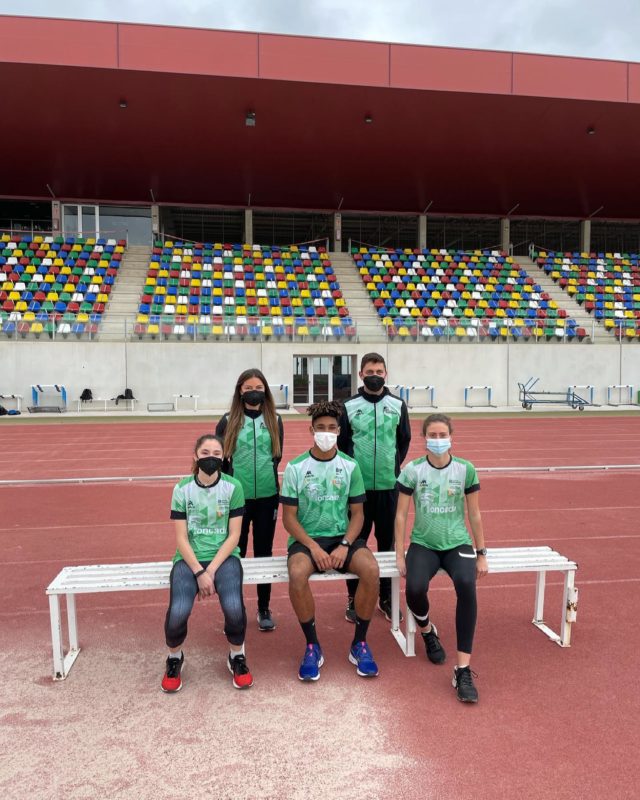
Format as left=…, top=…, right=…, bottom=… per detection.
left=516, top=255, right=612, bottom=343
left=329, top=251, right=386, bottom=343
left=98, top=244, right=151, bottom=340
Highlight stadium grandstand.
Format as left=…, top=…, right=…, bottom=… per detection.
left=0, top=14, right=639, bottom=410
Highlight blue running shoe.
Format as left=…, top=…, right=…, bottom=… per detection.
left=348, top=641, right=379, bottom=677
left=298, top=643, right=324, bottom=681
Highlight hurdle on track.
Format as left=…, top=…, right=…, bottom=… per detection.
left=464, top=385, right=496, bottom=408
left=269, top=384, right=290, bottom=409
left=606, top=384, right=635, bottom=407
left=173, top=394, right=199, bottom=412
left=388, top=384, right=406, bottom=401
left=568, top=385, right=595, bottom=405
left=29, top=384, right=67, bottom=413
left=403, top=385, right=437, bottom=408
left=0, top=393, right=23, bottom=412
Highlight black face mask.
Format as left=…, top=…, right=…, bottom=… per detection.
left=363, top=375, right=385, bottom=392
left=197, top=456, right=222, bottom=476
left=242, top=390, right=265, bottom=406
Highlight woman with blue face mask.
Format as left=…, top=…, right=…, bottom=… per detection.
left=395, top=414, right=488, bottom=704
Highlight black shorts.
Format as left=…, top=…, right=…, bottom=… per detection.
left=288, top=536, right=368, bottom=573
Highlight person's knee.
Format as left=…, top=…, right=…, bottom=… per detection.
left=352, top=550, right=379, bottom=586
left=288, top=557, right=312, bottom=589
left=405, top=576, right=429, bottom=602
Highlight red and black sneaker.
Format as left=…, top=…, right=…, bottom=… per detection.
left=228, top=653, right=254, bottom=689
left=161, top=653, right=184, bottom=693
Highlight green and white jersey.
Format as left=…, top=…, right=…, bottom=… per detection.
left=397, top=456, right=480, bottom=551
left=280, top=450, right=366, bottom=544
left=170, top=474, right=245, bottom=563
left=216, top=411, right=282, bottom=500
left=340, top=390, right=410, bottom=490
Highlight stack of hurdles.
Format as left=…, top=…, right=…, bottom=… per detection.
left=0, top=235, right=125, bottom=339
left=354, top=247, right=586, bottom=342
left=134, top=242, right=355, bottom=341
left=535, top=250, right=640, bottom=341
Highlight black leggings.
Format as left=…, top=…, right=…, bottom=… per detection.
left=405, top=542, right=477, bottom=654
left=238, top=494, right=279, bottom=609
left=164, top=557, right=247, bottom=648
left=347, top=488, right=398, bottom=602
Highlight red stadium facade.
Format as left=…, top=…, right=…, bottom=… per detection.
left=1, top=14, right=640, bottom=250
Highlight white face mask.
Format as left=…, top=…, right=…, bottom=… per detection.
left=313, top=431, right=338, bottom=452
left=426, top=437, right=451, bottom=455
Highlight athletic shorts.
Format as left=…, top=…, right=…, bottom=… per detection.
left=288, top=536, right=368, bottom=573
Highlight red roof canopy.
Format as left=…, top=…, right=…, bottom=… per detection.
left=2, top=15, right=640, bottom=218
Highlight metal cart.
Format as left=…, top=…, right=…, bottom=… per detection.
left=517, top=377, right=599, bottom=411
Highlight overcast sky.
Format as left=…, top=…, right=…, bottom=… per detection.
left=1, top=0, right=639, bottom=61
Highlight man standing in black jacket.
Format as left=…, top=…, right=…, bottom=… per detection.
left=338, top=353, right=411, bottom=622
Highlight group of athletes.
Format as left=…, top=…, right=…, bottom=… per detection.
left=162, top=353, right=487, bottom=703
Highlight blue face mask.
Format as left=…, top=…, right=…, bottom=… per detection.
left=426, top=437, right=451, bottom=455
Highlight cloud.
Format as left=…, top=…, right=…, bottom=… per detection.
left=1, top=0, right=639, bottom=60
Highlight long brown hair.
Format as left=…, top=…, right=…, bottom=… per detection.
left=221, top=369, right=281, bottom=459
left=191, top=434, right=224, bottom=476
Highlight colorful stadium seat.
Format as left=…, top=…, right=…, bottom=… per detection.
left=0, top=234, right=125, bottom=339
left=135, top=241, right=354, bottom=340
left=534, top=250, right=640, bottom=341
left=353, top=246, right=582, bottom=342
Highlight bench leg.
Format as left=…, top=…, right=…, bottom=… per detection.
left=49, top=595, right=65, bottom=680
left=532, top=570, right=577, bottom=648
left=49, top=593, right=81, bottom=680
left=559, top=570, right=578, bottom=648
left=67, top=593, right=79, bottom=652
left=388, top=576, right=416, bottom=657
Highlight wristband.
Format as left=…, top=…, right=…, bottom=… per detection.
left=193, top=568, right=206, bottom=579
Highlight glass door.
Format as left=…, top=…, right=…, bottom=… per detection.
left=311, top=357, right=330, bottom=402
left=293, top=356, right=310, bottom=405
left=62, top=204, right=99, bottom=237
left=293, top=355, right=355, bottom=404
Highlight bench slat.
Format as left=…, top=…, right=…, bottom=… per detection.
left=46, top=546, right=577, bottom=596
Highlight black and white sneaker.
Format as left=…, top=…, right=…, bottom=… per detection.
left=453, top=666, right=479, bottom=703
left=345, top=597, right=357, bottom=623
left=378, top=597, right=403, bottom=624
left=257, top=608, right=276, bottom=631
left=161, top=653, right=184, bottom=693
left=421, top=623, right=446, bottom=664
left=228, top=653, right=254, bottom=689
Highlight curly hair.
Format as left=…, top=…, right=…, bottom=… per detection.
left=306, top=400, right=343, bottom=423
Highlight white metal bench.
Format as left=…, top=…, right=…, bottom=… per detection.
left=46, top=547, right=578, bottom=680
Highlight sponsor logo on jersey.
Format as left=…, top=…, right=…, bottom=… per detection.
left=354, top=409, right=364, bottom=416
left=383, top=405, right=399, bottom=416
left=428, top=505, right=456, bottom=514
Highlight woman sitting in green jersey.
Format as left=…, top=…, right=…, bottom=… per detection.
left=162, top=434, right=253, bottom=693
left=281, top=401, right=380, bottom=682
left=395, top=413, right=488, bottom=703
left=216, top=368, right=284, bottom=632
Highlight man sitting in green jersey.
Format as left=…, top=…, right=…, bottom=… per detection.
left=281, top=401, right=380, bottom=681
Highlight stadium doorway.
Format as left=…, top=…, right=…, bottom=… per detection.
left=292, top=355, right=356, bottom=405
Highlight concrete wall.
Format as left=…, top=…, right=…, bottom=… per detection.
left=1, top=341, right=638, bottom=409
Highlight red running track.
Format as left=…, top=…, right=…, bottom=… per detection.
left=1, top=415, right=639, bottom=481
left=1, top=415, right=639, bottom=799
